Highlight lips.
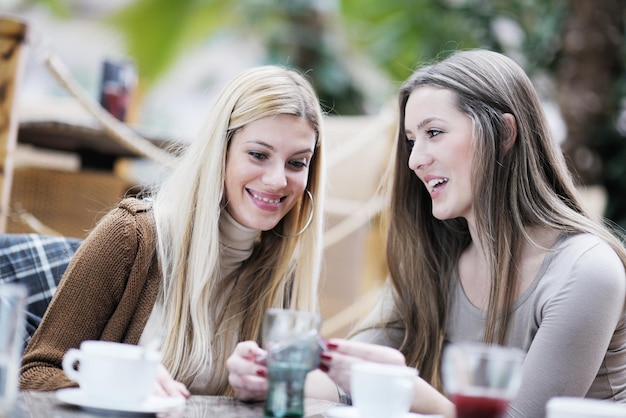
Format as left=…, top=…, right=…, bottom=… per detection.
left=424, top=176, right=449, bottom=193
left=247, top=189, right=285, bottom=206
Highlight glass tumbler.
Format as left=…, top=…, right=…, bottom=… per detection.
left=442, top=342, right=525, bottom=418
left=262, top=309, right=320, bottom=418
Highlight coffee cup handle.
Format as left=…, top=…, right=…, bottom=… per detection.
left=62, top=348, right=83, bottom=383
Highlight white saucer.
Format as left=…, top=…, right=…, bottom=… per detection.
left=325, top=406, right=443, bottom=418
left=56, top=388, right=186, bottom=414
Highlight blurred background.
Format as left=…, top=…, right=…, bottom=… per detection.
left=1, top=0, right=625, bottom=336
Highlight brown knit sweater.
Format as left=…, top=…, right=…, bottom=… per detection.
left=20, top=198, right=161, bottom=391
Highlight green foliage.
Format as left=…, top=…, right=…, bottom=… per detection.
left=339, top=0, right=568, bottom=81
left=107, top=0, right=235, bottom=85
left=231, top=0, right=368, bottom=115
left=340, top=0, right=480, bottom=82
left=29, top=0, right=70, bottom=18
left=107, top=0, right=234, bottom=85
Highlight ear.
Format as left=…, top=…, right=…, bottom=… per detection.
left=501, top=113, right=517, bottom=155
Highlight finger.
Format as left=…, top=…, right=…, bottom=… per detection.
left=318, top=346, right=358, bottom=377
left=156, top=364, right=190, bottom=398
left=233, top=340, right=263, bottom=358
left=226, top=350, right=268, bottom=377
left=153, top=381, right=168, bottom=397
left=326, top=339, right=406, bottom=365
left=158, top=376, right=190, bottom=398
left=170, top=381, right=191, bottom=398
left=318, top=350, right=360, bottom=391
left=229, top=373, right=269, bottom=401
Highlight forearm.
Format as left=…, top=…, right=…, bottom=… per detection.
left=20, top=359, right=76, bottom=391
left=411, top=377, right=455, bottom=418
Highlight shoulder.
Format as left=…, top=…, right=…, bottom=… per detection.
left=118, top=197, right=154, bottom=215
left=551, top=232, right=625, bottom=295
left=101, top=197, right=154, bottom=230
left=556, top=233, right=623, bottom=271
left=87, top=197, right=156, bottom=250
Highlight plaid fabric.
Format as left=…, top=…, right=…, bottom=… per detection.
left=0, top=233, right=82, bottom=346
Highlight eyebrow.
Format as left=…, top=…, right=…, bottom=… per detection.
left=405, top=117, right=443, bottom=135
left=417, top=117, right=442, bottom=130
left=247, top=140, right=314, bottom=156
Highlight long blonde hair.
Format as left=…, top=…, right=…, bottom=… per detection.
left=151, top=66, right=326, bottom=393
left=385, top=49, right=626, bottom=390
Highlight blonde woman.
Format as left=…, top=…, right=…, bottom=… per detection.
left=20, top=65, right=326, bottom=397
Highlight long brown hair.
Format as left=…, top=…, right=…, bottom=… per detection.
left=384, top=49, right=626, bottom=390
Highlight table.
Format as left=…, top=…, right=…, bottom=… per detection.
left=8, top=391, right=341, bottom=417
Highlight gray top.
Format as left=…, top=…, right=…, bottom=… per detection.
left=352, top=233, right=626, bottom=418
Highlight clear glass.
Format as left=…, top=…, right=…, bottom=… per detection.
left=442, top=342, right=525, bottom=418
left=262, top=309, right=320, bottom=418
left=0, top=283, right=27, bottom=416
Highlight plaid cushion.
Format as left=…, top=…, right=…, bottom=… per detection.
left=0, top=233, right=82, bottom=346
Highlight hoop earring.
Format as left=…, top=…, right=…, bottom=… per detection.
left=273, top=190, right=314, bottom=238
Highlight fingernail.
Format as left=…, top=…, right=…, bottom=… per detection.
left=255, top=353, right=267, bottom=366
left=327, top=342, right=338, bottom=349
left=320, top=352, right=332, bottom=360
left=319, top=364, right=329, bottom=372
left=256, top=369, right=267, bottom=377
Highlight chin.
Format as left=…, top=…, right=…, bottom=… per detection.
left=432, top=211, right=454, bottom=221
left=248, top=219, right=280, bottom=232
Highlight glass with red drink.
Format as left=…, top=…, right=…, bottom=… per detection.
left=442, top=343, right=525, bottom=418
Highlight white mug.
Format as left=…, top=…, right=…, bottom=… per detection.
left=351, top=362, right=418, bottom=418
left=62, top=341, right=161, bottom=405
left=546, top=397, right=626, bottom=418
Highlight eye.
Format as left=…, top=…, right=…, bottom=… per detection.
left=289, top=159, right=308, bottom=170
left=249, top=151, right=267, bottom=160
left=427, top=129, right=443, bottom=138
left=406, top=138, right=415, bottom=151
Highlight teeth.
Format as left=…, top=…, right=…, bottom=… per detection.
left=251, top=192, right=281, bottom=204
left=427, top=178, right=448, bottom=189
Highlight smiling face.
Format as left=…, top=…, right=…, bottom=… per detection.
left=224, top=114, right=316, bottom=231
left=404, top=86, right=475, bottom=223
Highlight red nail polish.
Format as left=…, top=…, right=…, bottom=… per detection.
left=320, top=352, right=332, bottom=361
left=319, top=364, right=329, bottom=372
left=327, top=342, right=338, bottom=349
left=256, top=369, right=267, bottom=377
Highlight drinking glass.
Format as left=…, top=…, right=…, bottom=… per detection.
left=0, top=283, right=27, bottom=416
left=442, top=342, right=525, bottom=418
left=262, top=309, right=321, bottom=418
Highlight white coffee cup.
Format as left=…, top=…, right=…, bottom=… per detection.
left=351, top=362, right=418, bottom=418
left=546, top=397, right=626, bottom=418
left=62, top=341, right=161, bottom=405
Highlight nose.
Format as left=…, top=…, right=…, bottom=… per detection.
left=408, top=141, right=433, bottom=172
left=262, top=163, right=288, bottom=189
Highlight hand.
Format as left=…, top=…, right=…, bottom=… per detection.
left=154, top=364, right=190, bottom=398
left=226, top=340, right=269, bottom=402
left=318, top=338, right=406, bottom=395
